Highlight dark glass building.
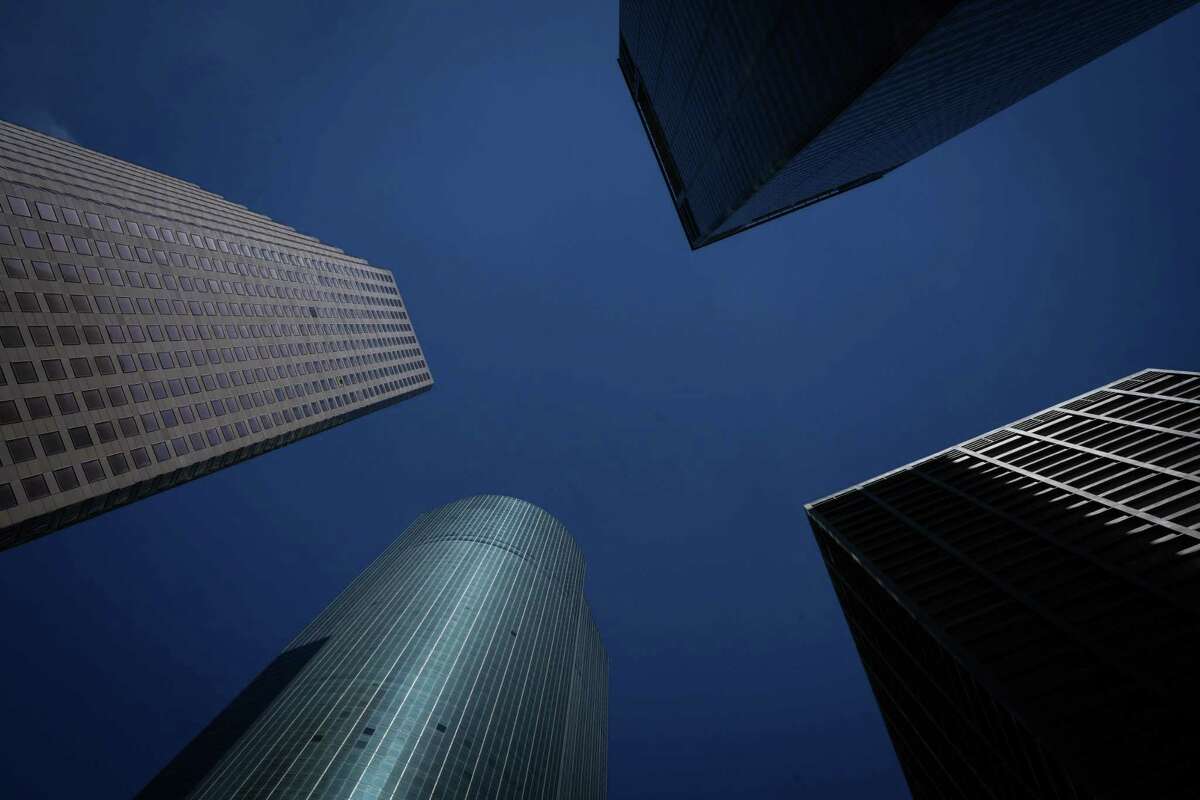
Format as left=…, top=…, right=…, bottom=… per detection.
left=138, top=495, right=608, bottom=800
left=618, top=1, right=1198, bottom=248
left=807, top=369, right=1200, bottom=799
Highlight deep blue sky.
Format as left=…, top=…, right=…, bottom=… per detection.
left=1, top=2, right=1198, bottom=798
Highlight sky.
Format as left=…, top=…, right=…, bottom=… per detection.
left=0, top=2, right=1198, bottom=798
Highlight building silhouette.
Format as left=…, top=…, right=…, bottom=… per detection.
left=138, top=495, right=608, bottom=800
left=807, top=369, right=1200, bottom=798
left=618, top=0, right=1199, bottom=248
left=0, top=121, right=431, bottom=550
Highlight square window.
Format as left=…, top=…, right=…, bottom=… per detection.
left=48, top=233, right=68, bottom=253
left=81, top=389, right=106, bottom=411
left=118, top=417, right=139, bottom=437
left=20, top=228, right=43, bottom=248
left=170, top=436, right=189, bottom=456
left=58, top=263, right=81, bottom=282
left=38, top=431, right=66, bottom=456
left=68, top=426, right=93, bottom=449
left=29, top=326, right=53, bottom=346
left=45, top=294, right=69, bottom=313
left=62, top=207, right=81, bottom=226
left=3, top=257, right=27, bottom=278
left=15, top=293, right=40, bottom=312
left=106, top=217, right=122, bottom=234
left=0, top=483, right=16, bottom=510
left=11, top=361, right=38, bottom=384
left=41, top=359, right=67, bottom=381
left=7, top=196, right=31, bottom=217
left=52, top=466, right=80, bottom=492
left=31, top=260, right=55, bottom=280
left=34, top=202, right=57, bottom=222
left=72, top=236, right=92, bottom=255
left=0, top=226, right=13, bottom=245
left=152, top=442, right=171, bottom=462
left=25, top=396, right=52, bottom=419
left=0, top=327, right=24, bottom=348
left=130, top=447, right=151, bottom=468
left=57, top=325, right=81, bottom=345
left=94, top=421, right=117, bottom=443
left=83, top=212, right=102, bottom=229
left=55, top=393, right=80, bottom=415
left=69, top=357, right=93, bottom=378
left=81, top=459, right=106, bottom=483
left=20, top=474, right=50, bottom=501
left=106, top=386, right=128, bottom=406
left=107, top=452, right=129, bottom=475
left=6, top=437, right=36, bottom=463
left=94, top=355, right=115, bottom=375
left=0, top=400, right=20, bottom=424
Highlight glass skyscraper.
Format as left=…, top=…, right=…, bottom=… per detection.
left=807, top=369, right=1200, bottom=798
left=0, top=121, right=431, bottom=551
left=138, top=495, right=608, bottom=799
left=618, top=0, right=1198, bottom=248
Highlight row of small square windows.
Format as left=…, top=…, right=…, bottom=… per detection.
left=0, top=241, right=405, bottom=316
left=0, top=355, right=425, bottom=431
left=2, top=190, right=394, bottom=292
left=0, top=287, right=413, bottom=346
left=0, top=287, right=414, bottom=350
left=0, top=366, right=428, bottom=466
left=0, top=370, right=429, bottom=516
left=0, top=216, right=400, bottom=309
left=0, top=306, right=412, bottom=359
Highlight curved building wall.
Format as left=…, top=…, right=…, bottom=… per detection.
left=138, top=495, right=608, bottom=800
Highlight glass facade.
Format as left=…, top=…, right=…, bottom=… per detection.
left=137, top=495, right=609, bottom=799
left=0, top=120, right=432, bottom=550
left=808, top=369, right=1200, bottom=799
left=618, top=0, right=1198, bottom=248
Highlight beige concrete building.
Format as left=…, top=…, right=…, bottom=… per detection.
left=0, top=121, right=432, bottom=551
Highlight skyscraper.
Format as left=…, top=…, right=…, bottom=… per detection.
left=807, top=369, right=1200, bottom=799
left=138, top=495, right=608, bottom=800
left=0, top=120, right=431, bottom=551
left=618, top=0, right=1198, bottom=248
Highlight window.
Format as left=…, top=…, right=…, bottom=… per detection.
left=41, top=359, right=67, bottom=381
left=59, top=263, right=81, bottom=282
left=34, top=201, right=57, bottom=222
left=0, top=400, right=20, bottom=425
left=106, top=386, right=128, bottom=406
left=3, top=257, right=27, bottom=278
left=152, top=442, right=171, bottom=462
left=62, top=207, right=81, bottom=226
left=72, top=296, right=93, bottom=314
left=31, top=260, right=55, bottom=280
left=72, top=236, right=91, bottom=255
left=29, top=327, right=53, bottom=347
left=56, top=393, right=80, bottom=415
left=0, top=226, right=12, bottom=245
left=107, top=453, right=129, bottom=475
left=84, top=212, right=102, bottom=229
left=11, top=361, right=38, bottom=384
left=6, top=437, right=36, bottom=463
left=69, top=357, right=93, bottom=378
left=0, top=327, right=24, bottom=348
left=81, top=459, right=106, bottom=483
left=94, top=355, right=114, bottom=375
left=20, top=229, right=43, bottom=248
left=15, top=293, right=40, bottom=312
left=105, top=217, right=122, bottom=234
left=130, top=447, right=151, bottom=468
left=68, top=426, right=92, bottom=448
left=48, top=233, right=69, bottom=253
left=83, top=266, right=102, bottom=284
left=57, top=325, right=81, bottom=345
left=81, top=389, right=105, bottom=411
left=38, top=431, right=66, bottom=456
left=25, top=396, right=52, bottom=419
left=45, top=294, right=69, bottom=313
left=52, top=466, right=80, bottom=492
left=0, top=484, right=16, bottom=510
left=6, top=196, right=31, bottom=217
left=20, top=475, right=50, bottom=501
left=118, top=417, right=139, bottom=437
left=82, top=325, right=103, bottom=344
left=94, top=421, right=117, bottom=443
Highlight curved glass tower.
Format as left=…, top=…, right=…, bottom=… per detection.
left=138, top=495, right=608, bottom=800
